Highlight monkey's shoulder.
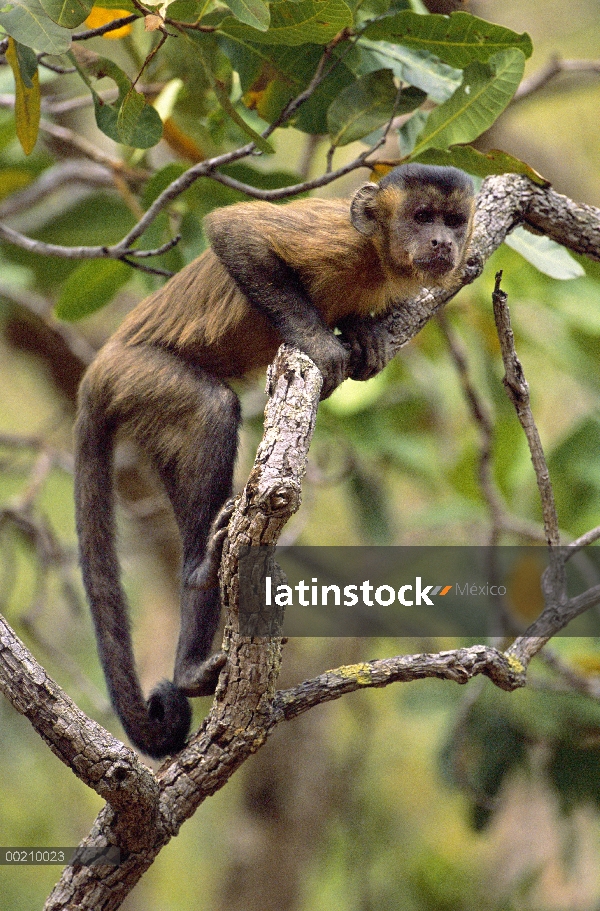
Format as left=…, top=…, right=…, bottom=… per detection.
left=204, top=196, right=351, bottom=243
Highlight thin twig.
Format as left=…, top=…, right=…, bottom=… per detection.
left=132, top=29, right=169, bottom=89
left=265, top=28, right=353, bottom=136
left=118, top=256, right=174, bottom=277
left=491, top=271, right=561, bottom=549
left=514, top=56, right=600, bottom=102
left=73, top=14, right=138, bottom=40
left=37, top=56, right=76, bottom=75
left=0, top=281, right=96, bottom=367
left=164, top=17, right=215, bottom=32
left=538, top=649, right=600, bottom=700
left=437, top=313, right=503, bottom=541
left=38, top=120, right=148, bottom=181
left=491, top=272, right=573, bottom=666
left=567, top=524, right=600, bottom=558
left=127, top=234, right=181, bottom=257
left=0, top=162, right=115, bottom=219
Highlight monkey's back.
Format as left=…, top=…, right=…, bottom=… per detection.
left=111, top=194, right=405, bottom=377
left=115, top=248, right=281, bottom=376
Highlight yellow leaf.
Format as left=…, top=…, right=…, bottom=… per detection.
left=162, top=118, right=205, bottom=163
left=6, top=38, right=40, bottom=157
left=85, top=7, right=133, bottom=38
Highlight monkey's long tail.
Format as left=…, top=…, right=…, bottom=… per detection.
left=74, top=390, right=191, bottom=759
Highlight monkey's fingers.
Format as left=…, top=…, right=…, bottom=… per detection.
left=188, top=497, right=237, bottom=591
left=212, top=496, right=237, bottom=532
left=176, top=651, right=227, bottom=697
left=341, top=319, right=394, bottom=382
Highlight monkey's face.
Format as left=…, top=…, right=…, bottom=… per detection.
left=388, top=188, right=473, bottom=281
left=406, top=204, right=471, bottom=277
left=350, top=170, right=475, bottom=287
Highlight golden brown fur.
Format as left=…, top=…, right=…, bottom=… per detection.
left=116, top=198, right=400, bottom=374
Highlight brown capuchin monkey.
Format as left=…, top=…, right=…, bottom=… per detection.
left=74, top=163, right=475, bottom=757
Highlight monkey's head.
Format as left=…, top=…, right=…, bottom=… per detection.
left=350, top=164, right=475, bottom=286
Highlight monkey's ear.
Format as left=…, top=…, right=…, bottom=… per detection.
left=350, top=183, right=380, bottom=236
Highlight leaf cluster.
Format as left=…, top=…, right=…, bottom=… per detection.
left=0, top=3, right=537, bottom=169
left=442, top=680, right=600, bottom=831
left=0, top=4, right=549, bottom=313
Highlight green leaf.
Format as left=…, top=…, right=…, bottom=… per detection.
left=327, top=70, right=424, bottom=146
left=55, top=260, right=132, bottom=321
left=397, top=107, right=427, bottom=156
left=0, top=0, right=71, bottom=54
left=220, top=38, right=356, bottom=133
left=504, top=227, right=586, bottom=281
left=222, top=0, right=270, bottom=30
left=69, top=52, right=163, bottom=149
left=221, top=0, right=353, bottom=47
left=38, top=0, right=93, bottom=28
left=414, top=145, right=550, bottom=185
left=213, top=79, right=274, bottom=153
left=362, top=10, right=532, bottom=68
left=118, top=88, right=146, bottom=137
left=83, top=0, right=135, bottom=8
left=358, top=39, right=462, bottom=102
left=411, top=48, right=526, bottom=156
left=5, top=37, right=40, bottom=155
left=13, top=36, right=37, bottom=84
left=166, top=0, right=202, bottom=19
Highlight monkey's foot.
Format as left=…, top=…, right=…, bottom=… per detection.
left=188, top=497, right=237, bottom=592
left=175, top=651, right=227, bottom=697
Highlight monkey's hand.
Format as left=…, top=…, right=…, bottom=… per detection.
left=338, top=315, right=394, bottom=382
left=297, top=331, right=350, bottom=399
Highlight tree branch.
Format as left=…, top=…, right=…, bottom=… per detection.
left=39, top=347, right=323, bottom=908
left=73, top=14, right=138, bottom=40
left=514, top=56, right=600, bottom=102
left=0, top=615, right=159, bottom=829
left=273, top=645, right=524, bottom=724
left=491, top=272, right=560, bottom=548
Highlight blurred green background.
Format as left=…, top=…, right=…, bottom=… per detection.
left=2, top=0, right=600, bottom=908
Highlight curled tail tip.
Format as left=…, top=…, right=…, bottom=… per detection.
left=127, top=681, right=192, bottom=760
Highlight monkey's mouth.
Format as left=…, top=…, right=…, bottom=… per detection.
left=415, top=254, right=455, bottom=277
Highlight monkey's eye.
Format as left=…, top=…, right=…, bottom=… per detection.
left=444, top=213, right=467, bottom=228
left=414, top=209, right=435, bottom=225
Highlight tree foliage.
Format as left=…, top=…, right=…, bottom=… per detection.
left=0, top=1, right=548, bottom=318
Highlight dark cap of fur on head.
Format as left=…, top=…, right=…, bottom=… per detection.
left=380, top=163, right=474, bottom=197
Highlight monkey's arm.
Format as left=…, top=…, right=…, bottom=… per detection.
left=207, top=220, right=349, bottom=399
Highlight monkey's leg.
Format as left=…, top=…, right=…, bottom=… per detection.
left=156, top=377, right=240, bottom=696
left=116, top=345, right=241, bottom=698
